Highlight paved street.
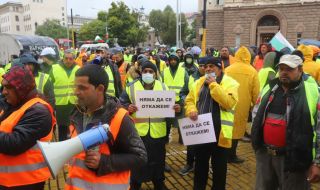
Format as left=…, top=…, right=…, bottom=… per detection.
left=45, top=128, right=320, bottom=190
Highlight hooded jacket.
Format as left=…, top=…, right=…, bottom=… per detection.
left=258, top=51, right=283, bottom=91
left=225, top=46, right=260, bottom=139
left=181, top=52, right=199, bottom=76
left=298, top=45, right=320, bottom=83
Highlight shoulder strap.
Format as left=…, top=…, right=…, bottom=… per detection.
left=109, top=108, right=128, bottom=141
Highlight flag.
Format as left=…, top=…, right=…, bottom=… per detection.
left=270, top=31, right=295, bottom=52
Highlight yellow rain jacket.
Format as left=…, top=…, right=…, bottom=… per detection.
left=225, top=46, right=260, bottom=139
left=297, top=45, right=320, bottom=83
left=185, top=75, right=239, bottom=148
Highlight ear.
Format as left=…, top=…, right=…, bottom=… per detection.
left=96, top=84, right=105, bottom=93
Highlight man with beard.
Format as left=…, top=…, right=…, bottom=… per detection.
left=251, top=54, right=320, bottom=189
left=220, top=47, right=235, bottom=69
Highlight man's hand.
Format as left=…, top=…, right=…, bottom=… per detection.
left=307, top=164, right=320, bottom=183
left=205, top=75, right=216, bottom=85
left=173, top=104, right=181, bottom=113
left=189, top=111, right=198, bottom=121
left=85, top=150, right=101, bottom=169
left=128, top=104, right=138, bottom=114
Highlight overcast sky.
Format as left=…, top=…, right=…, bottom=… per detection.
left=0, top=0, right=198, bottom=18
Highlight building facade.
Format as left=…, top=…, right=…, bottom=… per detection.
left=0, top=0, right=67, bottom=35
left=0, top=2, right=23, bottom=34
left=197, top=0, right=320, bottom=49
left=67, top=15, right=95, bottom=31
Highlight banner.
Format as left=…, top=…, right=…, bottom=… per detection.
left=178, top=113, right=216, bottom=146
left=135, top=90, right=175, bottom=118
left=270, top=31, right=295, bottom=52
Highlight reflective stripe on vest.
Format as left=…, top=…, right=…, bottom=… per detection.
left=35, top=72, right=50, bottom=93
left=163, top=64, right=185, bottom=102
left=0, top=98, right=55, bottom=187
left=66, top=177, right=129, bottom=190
left=258, top=67, right=275, bottom=91
left=127, top=80, right=167, bottom=138
left=105, top=65, right=115, bottom=96
left=193, top=76, right=236, bottom=148
left=66, top=108, right=130, bottom=190
left=52, top=64, right=79, bottom=105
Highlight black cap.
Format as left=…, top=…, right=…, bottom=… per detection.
left=207, top=57, right=222, bottom=68
left=141, top=61, right=157, bottom=73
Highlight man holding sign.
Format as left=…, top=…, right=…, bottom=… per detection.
left=120, top=61, right=181, bottom=190
left=184, top=56, right=239, bottom=190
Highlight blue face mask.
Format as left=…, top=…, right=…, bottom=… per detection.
left=142, top=73, right=155, bottom=84
left=205, top=72, right=216, bottom=79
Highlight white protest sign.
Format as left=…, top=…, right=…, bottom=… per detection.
left=178, top=113, right=216, bottom=146
left=135, top=90, right=175, bottom=118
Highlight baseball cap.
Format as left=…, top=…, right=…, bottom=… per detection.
left=40, top=47, right=56, bottom=56
left=278, top=54, right=303, bottom=68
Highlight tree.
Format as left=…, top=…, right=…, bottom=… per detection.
left=149, top=6, right=188, bottom=46
left=35, top=19, right=67, bottom=39
left=106, top=2, right=148, bottom=47
left=78, top=20, right=107, bottom=41
left=185, top=19, right=197, bottom=47
left=97, top=11, right=107, bottom=22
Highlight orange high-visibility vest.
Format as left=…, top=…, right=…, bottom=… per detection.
left=0, top=98, right=55, bottom=187
left=65, top=108, right=130, bottom=190
left=119, top=62, right=128, bottom=87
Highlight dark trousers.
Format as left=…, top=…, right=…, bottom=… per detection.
left=229, top=139, right=239, bottom=159
left=194, top=143, right=228, bottom=190
left=255, top=147, right=310, bottom=190
left=58, top=124, right=68, bottom=141
left=0, top=182, right=45, bottom=190
left=186, top=145, right=195, bottom=166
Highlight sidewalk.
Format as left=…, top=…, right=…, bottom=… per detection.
left=45, top=128, right=320, bottom=190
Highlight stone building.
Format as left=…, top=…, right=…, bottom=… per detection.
left=197, top=0, right=320, bottom=49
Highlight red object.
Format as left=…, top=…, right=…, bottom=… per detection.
left=263, top=115, right=287, bottom=147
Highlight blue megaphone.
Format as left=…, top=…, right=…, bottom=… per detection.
left=37, top=123, right=109, bottom=178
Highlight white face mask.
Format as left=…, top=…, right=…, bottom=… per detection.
left=38, top=59, right=44, bottom=64
left=186, top=58, right=193, bottom=64
left=205, top=72, right=216, bottom=79
left=142, top=73, right=155, bottom=84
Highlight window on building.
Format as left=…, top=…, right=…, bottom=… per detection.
left=62, top=18, right=65, bottom=21
left=16, top=25, right=20, bottom=31
left=37, top=0, right=39, bottom=3
left=35, top=22, right=38, bottom=29
left=297, top=33, right=302, bottom=46
left=15, top=15, right=19, bottom=22
left=62, top=7, right=64, bottom=10
left=62, top=13, right=64, bottom=16
left=258, top=15, right=280, bottom=27
left=41, top=0, right=43, bottom=2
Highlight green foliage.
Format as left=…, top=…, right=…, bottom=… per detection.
left=35, top=19, right=67, bottom=39
left=149, top=6, right=188, bottom=46
left=97, top=11, right=108, bottom=22
left=78, top=2, right=148, bottom=47
left=106, top=1, right=148, bottom=47
left=186, top=19, right=196, bottom=46
left=78, top=20, right=107, bottom=41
